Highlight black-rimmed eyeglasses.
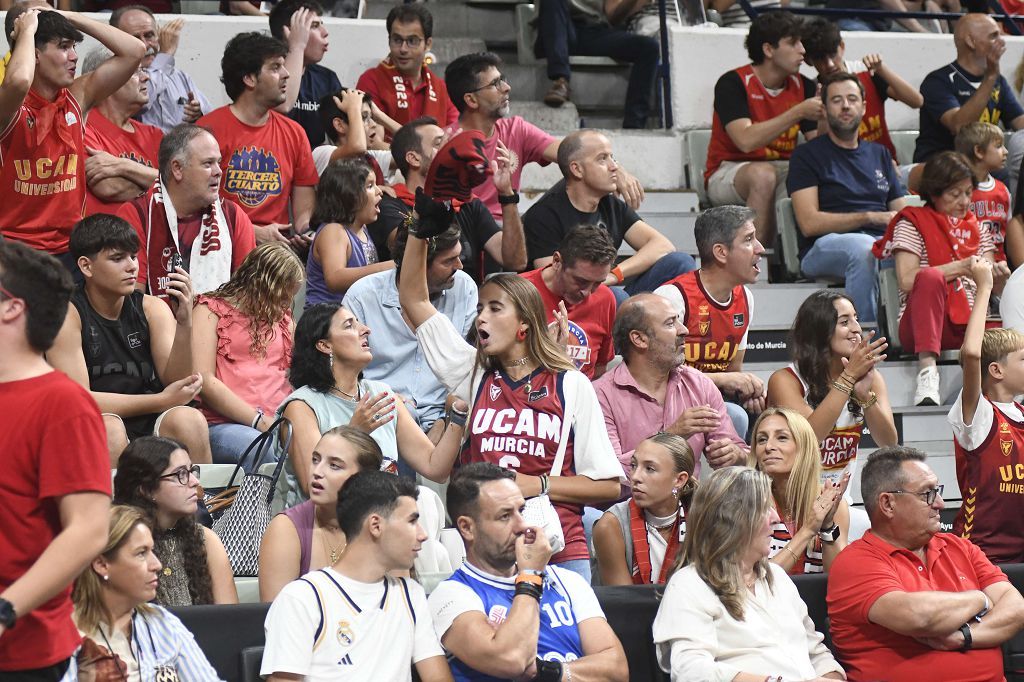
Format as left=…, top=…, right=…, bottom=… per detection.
left=159, top=464, right=200, bottom=486
left=470, top=75, right=509, bottom=93
left=885, top=485, right=944, bottom=505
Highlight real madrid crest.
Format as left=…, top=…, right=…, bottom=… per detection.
left=337, top=620, right=355, bottom=646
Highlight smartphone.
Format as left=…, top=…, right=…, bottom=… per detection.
left=170, top=252, right=183, bottom=272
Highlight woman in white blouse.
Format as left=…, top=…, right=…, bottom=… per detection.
left=652, top=466, right=846, bottom=682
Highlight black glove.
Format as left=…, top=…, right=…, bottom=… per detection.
left=411, top=186, right=456, bottom=240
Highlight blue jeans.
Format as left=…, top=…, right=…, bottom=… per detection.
left=800, top=232, right=879, bottom=323
left=209, top=422, right=264, bottom=470
left=836, top=17, right=877, bottom=31
left=612, top=252, right=698, bottom=306
left=556, top=558, right=592, bottom=584
left=724, top=401, right=749, bottom=441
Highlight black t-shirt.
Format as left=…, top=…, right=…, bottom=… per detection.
left=289, top=63, right=342, bottom=150
left=523, top=179, right=641, bottom=265
left=713, top=70, right=818, bottom=134
left=368, top=193, right=501, bottom=282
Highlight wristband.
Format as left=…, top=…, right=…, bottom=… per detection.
left=498, top=191, right=520, bottom=205
left=539, top=474, right=550, bottom=496
left=515, top=572, right=544, bottom=588
left=959, top=623, right=973, bottom=652
left=447, top=404, right=468, bottom=429
left=611, top=265, right=624, bottom=284
left=514, top=582, right=542, bottom=601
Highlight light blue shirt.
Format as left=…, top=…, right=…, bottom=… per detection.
left=137, top=53, right=213, bottom=133
left=343, top=269, right=477, bottom=430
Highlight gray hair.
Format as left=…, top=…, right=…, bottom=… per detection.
left=694, top=205, right=756, bottom=264
left=860, top=446, right=928, bottom=517
left=158, top=124, right=211, bottom=180
left=81, top=46, right=113, bottom=76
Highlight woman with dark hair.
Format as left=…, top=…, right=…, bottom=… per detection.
left=652, top=467, right=845, bottom=681
left=398, top=225, right=624, bottom=582
left=751, top=408, right=849, bottom=575
left=593, top=432, right=698, bottom=586
left=113, top=437, right=237, bottom=606
left=71, top=505, right=223, bottom=681
left=193, top=243, right=304, bottom=465
left=304, top=158, right=393, bottom=306
left=767, top=290, right=896, bottom=527
left=258, top=426, right=384, bottom=601
left=277, top=302, right=465, bottom=508
left=875, top=150, right=1008, bottom=405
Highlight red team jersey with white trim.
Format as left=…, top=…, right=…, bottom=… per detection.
left=666, top=270, right=750, bottom=373
left=969, top=177, right=1010, bottom=262
left=84, top=111, right=163, bottom=215
left=953, top=399, right=1024, bottom=563
left=462, top=368, right=587, bottom=562
left=0, top=89, right=86, bottom=253
left=857, top=71, right=898, bottom=162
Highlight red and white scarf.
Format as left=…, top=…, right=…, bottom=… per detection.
left=373, top=58, right=450, bottom=124
left=628, top=498, right=684, bottom=585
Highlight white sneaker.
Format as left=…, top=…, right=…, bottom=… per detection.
left=914, top=366, right=940, bottom=406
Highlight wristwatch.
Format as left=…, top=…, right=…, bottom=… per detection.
left=0, top=598, right=16, bottom=630
left=498, top=191, right=520, bottom=205
left=818, top=523, right=841, bottom=544
left=533, top=658, right=563, bottom=682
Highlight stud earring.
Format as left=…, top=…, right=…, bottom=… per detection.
left=517, top=328, right=527, bottom=341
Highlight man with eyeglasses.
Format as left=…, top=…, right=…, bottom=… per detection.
left=0, top=240, right=111, bottom=679
left=827, top=445, right=1024, bottom=682
left=357, top=4, right=458, bottom=132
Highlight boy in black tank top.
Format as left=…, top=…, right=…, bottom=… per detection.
left=48, top=214, right=212, bottom=467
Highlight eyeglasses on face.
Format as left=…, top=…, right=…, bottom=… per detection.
left=159, top=464, right=200, bottom=486
left=389, top=34, right=424, bottom=48
left=884, top=485, right=944, bottom=506
left=470, top=74, right=509, bottom=93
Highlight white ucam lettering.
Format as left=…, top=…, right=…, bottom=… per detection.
left=480, top=436, right=546, bottom=457
left=515, top=410, right=535, bottom=437
left=472, top=408, right=495, bottom=433
left=538, top=413, right=560, bottom=441
left=491, top=409, right=516, bottom=434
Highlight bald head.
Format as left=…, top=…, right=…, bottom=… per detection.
left=557, top=129, right=608, bottom=178
left=953, top=13, right=1001, bottom=58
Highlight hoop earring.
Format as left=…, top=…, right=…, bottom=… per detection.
left=516, top=328, right=527, bottom=341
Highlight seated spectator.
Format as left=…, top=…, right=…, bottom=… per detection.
left=653, top=466, right=846, bottom=681
left=827, top=446, right=1024, bottom=682
left=305, top=158, right=394, bottom=306
left=706, top=11, right=821, bottom=242
left=787, top=72, right=907, bottom=325
left=525, top=130, right=693, bottom=299
left=0, top=239, right=110, bottom=676
left=356, top=4, right=458, bottom=130
left=48, top=215, right=212, bottom=466
left=0, top=6, right=145, bottom=263
left=262, top=471, right=451, bottom=681
left=957, top=122, right=1012, bottom=263
left=655, top=205, right=765, bottom=436
left=370, top=117, right=527, bottom=280
left=606, top=0, right=680, bottom=37
left=312, top=88, right=399, bottom=177
left=71, top=505, right=224, bottom=679
left=257, top=426, right=383, bottom=602
left=343, top=226, right=477, bottom=438
left=109, top=6, right=211, bottom=132
left=193, top=243, right=303, bottom=466
left=113, top=437, right=238, bottom=606
left=198, top=32, right=318, bottom=246
left=221, top=0, right=270, bottom=14
left=874, top=151, right=1008, bottom=405
left=428, top=463, right=629, bottom=680
left=116, top=124, right=257, bottom=298
left=593, top=432, right=697, bottom=586
left=912, top=14, right=1024, bottom=189
left=278, top=303, right=462, bottom=508
left=766, top=291, right=897, bottom=518
left=270, top=0, right=340, bottom=149
left=399, top=224, right=624, bottom=580
left=751, top=407, right=849, bottom=574
left=594, top=293, right=747, bottom=480
left=533, top=0, right=658, bottom=129
left=710, top=0, right=783, bottom=27
left=949, top=262, right=1024, bottom=563
left=81, top=47, right=161, bottom=215
left=521, top=225, right=618, bottom=380
left=801, top=18, right=923, bottom=164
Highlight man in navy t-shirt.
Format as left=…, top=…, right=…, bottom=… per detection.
left=787, top=72, right=906, bottom=324
left=915, top=14, right=1024, bottom=170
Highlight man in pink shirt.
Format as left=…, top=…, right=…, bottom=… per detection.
left=593, top=293, right=748, bottom=479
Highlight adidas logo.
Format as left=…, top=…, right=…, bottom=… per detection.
left=338, top=654, right=353, bottom=666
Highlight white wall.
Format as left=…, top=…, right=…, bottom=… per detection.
left=0, top=12, right=387, bottom=108
left=669, top=25, right=1024, bottom=131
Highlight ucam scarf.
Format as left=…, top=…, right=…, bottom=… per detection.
left=372, top=57, right=450, bottom=125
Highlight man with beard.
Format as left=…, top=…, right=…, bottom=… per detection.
left=342, top=225, right=477, bottom=441
left=787, top=71, right=906, bottom=324
left=594, top=293, right=747, bottom=481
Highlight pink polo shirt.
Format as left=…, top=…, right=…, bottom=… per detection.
left=592, top=361, right=745, bottom=479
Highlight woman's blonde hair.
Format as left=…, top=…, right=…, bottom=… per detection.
left=205, top=242, right=304, bottom=358
left=750, top=407, right=823, bottom=532
left=72, top=505, right=155, bottom=635
left=645, top=432, right=699, bottom=509
left=670, top=466, right=774, bottom=620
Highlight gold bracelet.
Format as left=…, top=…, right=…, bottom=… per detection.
left=781, top=545, right=802, bottom=563
left=831, top=380, right=853, bottom=396
left=839, top=371, right=857, bottom=386
left=855, top=391, right=878, bottom=409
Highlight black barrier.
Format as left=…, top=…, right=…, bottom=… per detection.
left=171, top=564, right=1024, bottom=682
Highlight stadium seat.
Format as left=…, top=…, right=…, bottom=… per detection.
left=889, top=130, right=918, bottom=168
left=877, top=266, right=903, bottom=356
left=683, top=129, right=711, bottom=206
left=198, top=463, right=241, bottom=489
left=776, top=197, right=802, bottom=280
left=240, top=646, right=264, bottom=682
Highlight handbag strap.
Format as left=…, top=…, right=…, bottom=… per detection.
left=548, top=373, right=577, bottom=478
left=264, top=418, right=293, bottom=505
left=226, top=417, right=281, bottom=487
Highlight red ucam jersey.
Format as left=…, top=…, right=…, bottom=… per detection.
left=665, top=270, right=751, bottom=373
left=705, top=64, right=811, bottom=183
left=954, top=399, right=1024, bottom=563
left=969, top=176, right=1010, bottom=262
left=84, top=111, right=163, bottom=215
left=856, top=70, right=898, bottom=162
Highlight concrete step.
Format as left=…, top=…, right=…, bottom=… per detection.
left=429, top=38, right=488, bottom=66
left=746, top=283, right=832, bottom=332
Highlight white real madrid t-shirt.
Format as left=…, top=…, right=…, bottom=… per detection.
left=261, top=568, right=444, bottom=681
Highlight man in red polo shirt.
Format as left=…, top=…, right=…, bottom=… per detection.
left=828, top=446, right=1024, bottom=682
left=0, top=6, right=144, bottom=267
left=521, top=225, right=617, bottom=380
left=706, top=11, right=822, bottom=243
left=357, top=4, right=458, bottom=132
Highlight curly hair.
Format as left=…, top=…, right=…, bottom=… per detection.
left=112, top=437, right=214, bottom=606
left=204, top=243, right=303, bottom=358
left=791, top=290, right=855, bottom=407
left=291, top=303, right=341, bottom=392
left=220, top=32, right=288, bottom=102
left=311, top=158, right=373, bottom=228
